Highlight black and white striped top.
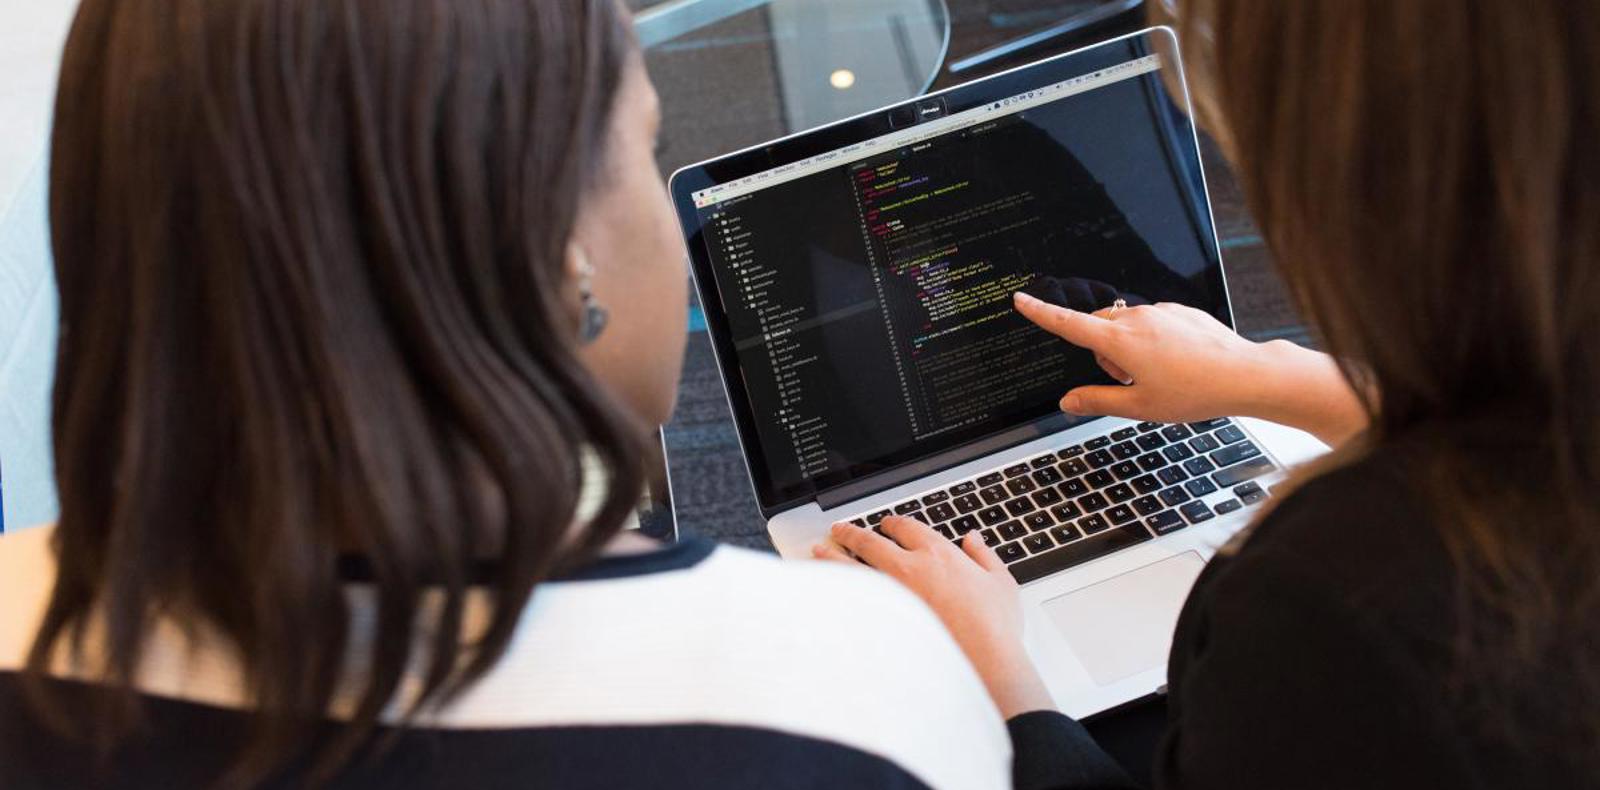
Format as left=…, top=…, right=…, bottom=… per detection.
left=0, top=525, right=1016, bottom=789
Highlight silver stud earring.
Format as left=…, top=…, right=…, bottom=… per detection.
left=576, top=252, right=608, bottom=344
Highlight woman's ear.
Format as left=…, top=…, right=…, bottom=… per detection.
left=561, top=241, right=588, bottom=333
left=563, top=240, right=585, bottom=284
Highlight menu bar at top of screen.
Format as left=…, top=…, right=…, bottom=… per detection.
left=690, top=54, right=1162, bottom=209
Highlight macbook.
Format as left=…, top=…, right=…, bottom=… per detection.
left=667, top=27, right=1326, bottom=717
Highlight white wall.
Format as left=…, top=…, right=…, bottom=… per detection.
left=0, top=0, right=79, bottom=531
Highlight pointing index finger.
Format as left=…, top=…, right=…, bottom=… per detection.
left=1013, top=291, right=1119, bottom=352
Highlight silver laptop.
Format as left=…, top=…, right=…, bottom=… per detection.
left=667, top=27, right=1327, bottom=717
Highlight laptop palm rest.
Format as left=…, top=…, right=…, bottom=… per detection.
left=1042, top=552, right=1205, bottom=686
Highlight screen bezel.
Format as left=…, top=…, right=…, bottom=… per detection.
left=668, top=27, right=1236, bottom=517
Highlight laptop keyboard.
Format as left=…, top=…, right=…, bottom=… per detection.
left=843, top=418, right=1280, bottom=585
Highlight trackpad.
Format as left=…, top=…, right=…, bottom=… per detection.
left=1042, top=552, right=1205, bottom=686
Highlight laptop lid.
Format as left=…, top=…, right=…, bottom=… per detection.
left=669, top=28, right=1233, bottom=517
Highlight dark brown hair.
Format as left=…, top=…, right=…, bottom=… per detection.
left=33, top=0, right=642, bottom=783
left=1168, top=0, right=1600, bottom=768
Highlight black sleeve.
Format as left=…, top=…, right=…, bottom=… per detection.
left=1152, top=505, right=1467, bottom=789
left=1007, top=711, right=1137, bottom=790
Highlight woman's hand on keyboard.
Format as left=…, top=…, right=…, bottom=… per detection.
left=1013, top=291, right=1366, bottom=447
left=814, top=518, right=1055, bottom=719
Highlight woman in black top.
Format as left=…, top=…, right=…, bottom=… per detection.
left=820, top=2, right=1600, bottom=787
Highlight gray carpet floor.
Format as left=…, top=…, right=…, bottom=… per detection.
left=650, top=1, right=1310, bottom=550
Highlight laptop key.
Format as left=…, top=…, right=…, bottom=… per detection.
left=1132, top=495, right=1163, bottom=516
left=951, top=515, right=981, bottom=534
left=925, top=503, right=956, bottom=523
left=1006, top=477, right=1037, bottom=496
left=1027, top=482, right=1062, bottom=505
left=1007, top=524, right=1152, bottom=584
left=1111, top=441, right=1140, bottom=460
left=1078, top=492, right=1110, bottom=513
left=1162, top=443, right=1195, bottom=463
left=1085, top=449, right=1116, bottom=469
left=1024, top=511, right=1053, bottom=531
left=1050, top=502, right=1083, bottom=522
left=1058, top=458, right=1088, bottom=476
left=894, top=501, right=920, bottom=515
left=1184, top=477, right=1218, bottom=497
left=1106, top=483, right=1135, bottom=504
left=978, top=506, right=1008, bottom=526
left=1111, top=427, right=1138, bottom=441
left=1158, top=486, right=1191, bottom=507
left=980, top=527, right=1000, bottom=546
left=1215, top=425, right=1247, bottom=444
left=979, top=485, right=1008, bottom=505
left=1032, top=466, right=1063, bottom=486
left=1188, top=434, right=1221, bottom=454
left=1058, top=477, right=1089, bottom=497
left=1110, top=461, right=1141, bottom=480
left=1136, top=432, right=1167, bottom=451
left=1161, top=424, right=1194, bottom=442
left=1184, top=456, right=1216, bottom=476
left=1240, top=489, right=1268, bottom=505
left=999, top=521, right=1028, bottom=541
left=920, top=491, right=949, bottom=507
left=1210, top=441, right=1261, bottom=468
left=1106, top=504, right=1137, bottom=525
left=850, top=518, right=867, bottom=528
left=1136, top=421, right=1162, bottom=433
left=1214, top=499, right=1243, bottom=515
left=1148, top=510, right=1186, bottom=534
left=1050, top=524, right=1081, bottom=544
left=1157, top=466, right=1189, bottom=485
left=1187, top=418, right=1231, bottom=433
left=1084, top=470, right=1115, bottom=488
left=1004, top=498, right=1035, bottom=518
left=1180, top=501, right=1216, bottom=524
left=1213, top=456, right=1276, bottom=487
left=996, top=542, right=1027, bottom=563
left=949, top=481, right=977, bottom=495
left=1084, top=436, right=1112, bottom=450
left=903, top=510, right=926, bottom=524
left=1132, top=474, right=1162, bottom=494
left=1136, top=452, right=1167, bottom=472
left=934, top=524, right=955, bottom=539
left=977, top=472, right=1004, bottom=486
left=1023, top=533, right=1055, bottom=554
left=1003, top=463, right=1031, bottom=478
left=1079, top=513, right=1110, bottom=534
left=1234, top=481, right=1264, bottom=498
left=1030, top=453, right=1058, bottom=469
left=953, top=494, right=982, bottom=514
left=866, top=510, right=891, bottom=525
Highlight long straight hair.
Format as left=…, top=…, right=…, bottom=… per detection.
left=1167, top=0, right=1600, bottom=770
left=31, top=0, right=641, bottom=783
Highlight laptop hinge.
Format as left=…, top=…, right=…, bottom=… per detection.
left=814, top=413, right=1077, bottom=511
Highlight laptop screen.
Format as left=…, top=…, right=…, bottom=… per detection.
left=674, top=31, right=1230, bottom=511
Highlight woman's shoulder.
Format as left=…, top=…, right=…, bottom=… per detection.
left=1235, top=446, right=1450, bottom=589
left=458, top=541, right=1015, bottom=789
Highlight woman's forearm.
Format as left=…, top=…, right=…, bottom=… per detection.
left=1239, top=340, right=1369, bottom=449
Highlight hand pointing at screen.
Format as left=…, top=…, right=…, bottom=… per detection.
left=1011, top=291, right=1367, bottom=449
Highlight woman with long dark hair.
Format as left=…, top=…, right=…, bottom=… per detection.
left=0, top=1, right=1014, bottom=787
left=822, top=1, right=1600, bottom=787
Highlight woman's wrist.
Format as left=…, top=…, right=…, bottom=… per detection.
left=1237, top=340, right=1366, bottom=447
left=974, top=646, right=1057, bottom=720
